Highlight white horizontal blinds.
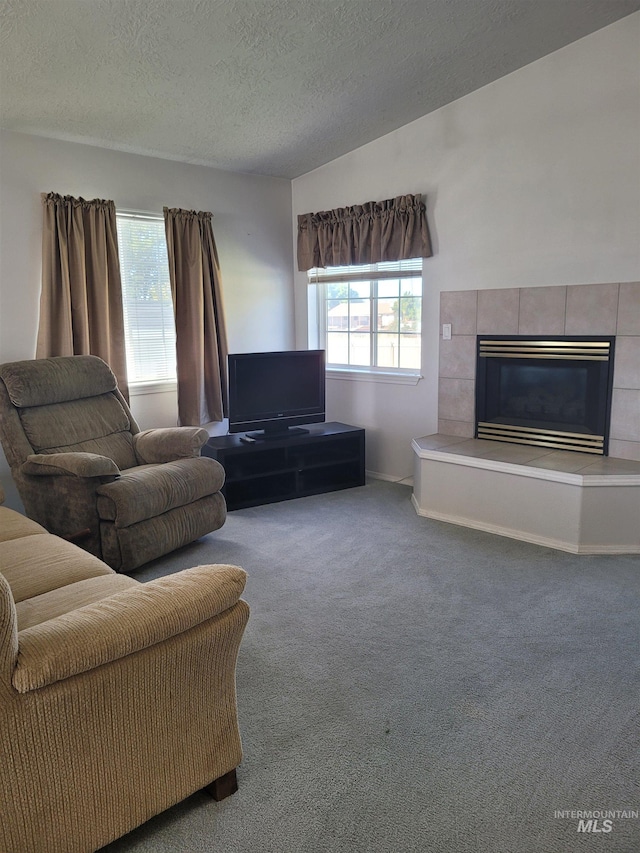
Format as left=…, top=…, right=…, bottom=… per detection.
left=308, top=258, right=422, bottom=284
left=116, top=212, right=177, bottom=384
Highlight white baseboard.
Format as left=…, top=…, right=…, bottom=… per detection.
left=367, top=470, right=414, bottom=487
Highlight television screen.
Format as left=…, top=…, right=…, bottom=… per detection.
left=228, top=350, right=325, bottom=439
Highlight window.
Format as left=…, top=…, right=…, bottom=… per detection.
left=309, top=259, right=423, bottom=376
left=116, top=212, right=176, bottom=386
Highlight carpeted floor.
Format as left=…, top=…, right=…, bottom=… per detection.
left=102, top=479, right=640, bottom=853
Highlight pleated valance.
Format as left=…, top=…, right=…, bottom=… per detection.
left=297, top=193, right=432, bottom=272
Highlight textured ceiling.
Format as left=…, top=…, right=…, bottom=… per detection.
left=1, top=0, right=639, bottom=178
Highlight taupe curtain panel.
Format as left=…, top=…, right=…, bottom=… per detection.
left=37, top=193, right=129, bottom=400
left=297, top=193, right=432, bottom=271
left=163, top=207, right=228, bottom=426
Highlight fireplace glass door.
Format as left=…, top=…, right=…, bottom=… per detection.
left=475, top=336, right=615, bottom=454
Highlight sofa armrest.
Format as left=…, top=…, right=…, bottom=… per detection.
left=22, top=452, right=120, bottom=478
left=13, top=564, right=247, bottom=692
left=133, top=427, right=209, bottom=464
left=0, top=573, right=18, bottom=690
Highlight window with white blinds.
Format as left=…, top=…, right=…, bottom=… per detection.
left=116, top=212, right=177, bottom=386
left=308, top=258, right=423, bottom=373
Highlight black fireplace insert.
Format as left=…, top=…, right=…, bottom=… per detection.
left=475, top=336, right=615, bottom=454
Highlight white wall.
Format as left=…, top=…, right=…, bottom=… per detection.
left=292, top=13, right=640, bottom=481
left=0, top=131, right=293, bottom=506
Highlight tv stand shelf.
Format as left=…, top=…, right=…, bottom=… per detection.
left=202, top=422, right=365, bottom=510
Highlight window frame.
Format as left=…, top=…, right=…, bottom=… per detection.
left=310, top=259, right=424, bottom=385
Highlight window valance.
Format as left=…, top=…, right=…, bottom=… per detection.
left=297, top=193, right=432, bottom=272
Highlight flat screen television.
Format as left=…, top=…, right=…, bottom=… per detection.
left=228, top=349, right=326, bottom=440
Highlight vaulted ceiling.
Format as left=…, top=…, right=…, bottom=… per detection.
left=1, top=0, right=639, bottom=178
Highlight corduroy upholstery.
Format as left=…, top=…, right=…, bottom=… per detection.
left=0, top=485, right=249, bottom=853
left=0, top=355, right=227, bottom=572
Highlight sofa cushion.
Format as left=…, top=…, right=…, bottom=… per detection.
left=0, top=506, right=47, bottom=542
left=96, top=457, right=225, bottom=527
left=0, top=534, right=113, bottom=603
left=15, top=574, right=139, bottom=631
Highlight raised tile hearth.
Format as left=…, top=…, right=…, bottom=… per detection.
left=412, top=434, right=640, bottom=554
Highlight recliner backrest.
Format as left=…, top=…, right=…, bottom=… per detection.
left=0, top=356, right=139, bottom=471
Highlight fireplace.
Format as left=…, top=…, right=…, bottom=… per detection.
left=475, top=336, right=615, bottom=454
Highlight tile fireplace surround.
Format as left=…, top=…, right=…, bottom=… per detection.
left=411, top=282, right=640, bottom=554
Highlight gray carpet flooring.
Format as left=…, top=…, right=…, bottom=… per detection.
left=103, top=479, right=640, bottom=853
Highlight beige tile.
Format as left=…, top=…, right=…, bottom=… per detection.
left=440, top=290, right=478, bottom=335
left=477, top=288, right=519, bottom=334
left=437, top=438, right=503, bottom=458
left=608, top=439, right=640, bottom=463
left=528, top=450, right=601, bottom=474
left=610, top=388, right=640, bottom=442
left=437, top=419, right=475, bottom=438
left=481, top=443, right=557, bottom=465
left=565, top=283, right=619, bottom=335
left=613, top=336, right=640, bottom=390
left=580, top=455, right=640, bottom=476
left=413, top=433, right=470, bottom=450
left=617, top=282, right=640, bottom=335
left=438, top=377, right=475, bottom=423
left=518, top=286, right=566, bottom=335
left=439, top=335, right=476, bottom=380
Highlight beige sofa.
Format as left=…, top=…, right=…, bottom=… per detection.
left=0, top=485, right=250, bottom=853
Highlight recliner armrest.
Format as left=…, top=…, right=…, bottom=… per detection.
left=23, top=452, right=120, bottom=478
left=13, top=564, right=247, bottom=692
left=133, top=427, right=210, bottom=464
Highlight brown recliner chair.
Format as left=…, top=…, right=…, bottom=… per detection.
left=0, top=355, right=226, bottom=572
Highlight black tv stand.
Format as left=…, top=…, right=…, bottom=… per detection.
left=202, top=422, right=365, bottom=510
